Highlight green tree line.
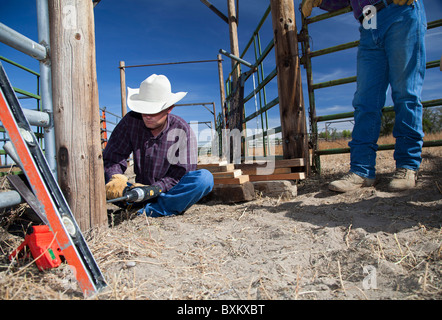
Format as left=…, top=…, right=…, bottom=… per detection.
left=380, top=106, right=442, bottom=136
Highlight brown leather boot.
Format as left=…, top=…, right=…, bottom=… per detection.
left=388, top=168, right=417, bottom=191
left=329, top=172, right=375, bottom=193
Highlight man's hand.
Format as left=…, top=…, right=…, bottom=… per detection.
left=393, top=0, right=415, bottom=5
left=105, top=174, right=128, bottom=199
left=129, top=183, right=147, bottom=189
left=301, top=0, right=323, bottom=17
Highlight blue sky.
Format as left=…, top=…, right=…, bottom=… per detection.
left=1, top=0, right=441, bottom=139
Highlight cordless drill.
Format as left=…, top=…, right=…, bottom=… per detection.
left=107, top=185, right=162, bottom=203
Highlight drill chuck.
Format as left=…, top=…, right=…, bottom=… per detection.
left=125, top=187, right=146, bottom=202
left=107, top=185, right=162, bottom=203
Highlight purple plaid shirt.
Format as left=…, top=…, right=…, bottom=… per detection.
left=320, top=0, right=387, bottom=20
left=103, top=111, right=197, bottom=192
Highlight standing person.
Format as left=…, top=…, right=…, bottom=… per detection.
left=302, top=0, right=427, bottom=192
left=103, top=74, right=213, bottom=216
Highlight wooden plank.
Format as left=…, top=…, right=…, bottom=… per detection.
left=197, top=160, right=228, bottom=166
left=273, top=159, right=304, bottom=168
left=234, top=158, right=304, bottom=171
left=212, top=169, right=242, bottom=179
left=214, top=175, right=250, bottom=185
left=198, top=163, right=235, bottom=173
left=241, top=167, right=291, bottom=176
left=248, top=173, right=305, bottom=181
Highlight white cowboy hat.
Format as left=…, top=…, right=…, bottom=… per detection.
left=126, top=74, right=187, bottom=114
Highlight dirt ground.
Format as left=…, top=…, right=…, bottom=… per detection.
left=0, top=147, right=441, bottom=300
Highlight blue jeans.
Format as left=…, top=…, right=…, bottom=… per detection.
left=349, top=0, right=427, bottom=179
left=140, top=169, right=214, bottom=217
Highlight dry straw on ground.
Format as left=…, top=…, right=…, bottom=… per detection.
left=0, top=137, right=441, bottom=300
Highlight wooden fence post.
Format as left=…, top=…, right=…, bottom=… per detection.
left=217, top=54, right=226, bottom=128
left=119, top=60, right=127, bottom=117
left=270, top=0, right=310, bottom=174
left=48, top=0, right=107, bottom=231
left=227, top=0, right=240, bottom=87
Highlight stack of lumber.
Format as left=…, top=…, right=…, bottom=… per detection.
left=197, top=159, right=305, bottom=203
left=197, top=160, right=254, bottom=203
left=197, top=158, right=305, bottom=185
left=234, top=158, right=306, bottom=182
left=197, top=161, right=249, bottom=185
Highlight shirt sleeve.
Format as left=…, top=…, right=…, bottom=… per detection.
left=319, top=0, right=351, bottom=12
left=150, top=123, right=198, bottom=192
left=102, top=115, right=133, bottom=183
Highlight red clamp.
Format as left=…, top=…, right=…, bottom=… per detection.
left=9, top=225, right=63, bottom=271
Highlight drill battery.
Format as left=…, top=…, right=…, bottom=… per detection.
left=9, top=225, right=63, bottom=271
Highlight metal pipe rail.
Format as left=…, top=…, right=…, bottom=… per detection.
left=0, top=108, right=50, bottom=128
left=316, top=98, right=442, bottom=123
left=0, top=191, right=23, bottom=209
left=222, top=4, right=280, bottom=159
left=0, top=0, right=56, bottom=209
left=0, top=0, right=56, bottom=177
left=0, top=23, right=47, bottom=61
left=0, top=57, right=50, bottom=169
left=317, top=140, right=442, bottom=156
left=312, top=59, right=441, bottom=91
left=0, top=56, right=40, bottom=76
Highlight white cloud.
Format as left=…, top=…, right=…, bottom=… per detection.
left=318, top=104, right=352, bottom=116
left=425, top=30, right=442, bottom=54
left=313, top=68, right=354, bottom=83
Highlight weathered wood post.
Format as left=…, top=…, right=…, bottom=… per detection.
left=270, top=0, right=310, bottom=174
left=119, top=60, right=127, bottom=117
left=227, top=0, right=241, bottom=87
left=227, top=0, right=248, bottom=161
left=217, top=54, right=226, bottom=128
left=48, top=0, right=107, bottom=231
